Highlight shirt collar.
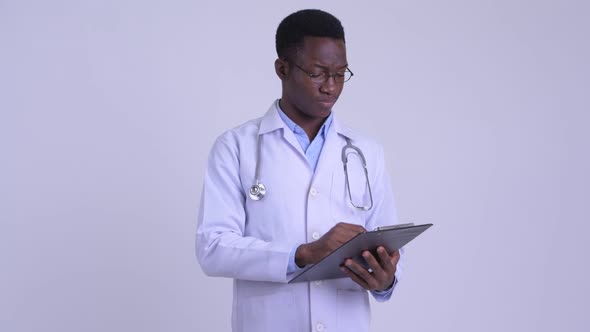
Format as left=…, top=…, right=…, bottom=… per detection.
left=258, top=99, right=357, bottom=141
left=275, top=99, right=334, bottom=139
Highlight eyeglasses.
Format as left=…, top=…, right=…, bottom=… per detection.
left=290, top=62, right=354, bottom=84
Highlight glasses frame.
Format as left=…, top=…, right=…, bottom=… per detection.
left=288, top=61, right=354, bottom=84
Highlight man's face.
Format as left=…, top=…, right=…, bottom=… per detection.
left=281, top=36, right=347, bottom=120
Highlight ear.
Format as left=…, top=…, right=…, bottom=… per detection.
left=274, top=58, right=289, bottom=80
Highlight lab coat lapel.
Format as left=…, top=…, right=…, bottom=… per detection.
left=313, top=116, right=353, bottom=183
left=258, top=102, right=309, bottom=166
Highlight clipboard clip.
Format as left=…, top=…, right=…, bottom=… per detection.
left=374, top=223, right=415, bottom=232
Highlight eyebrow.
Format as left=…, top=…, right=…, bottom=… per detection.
left=312, top=63, right=349, bottom=70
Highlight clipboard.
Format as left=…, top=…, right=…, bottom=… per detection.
left=288, top=223, right=433, bottom=283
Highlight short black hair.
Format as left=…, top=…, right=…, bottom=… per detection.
left=275, top=9, right=345, bottom=58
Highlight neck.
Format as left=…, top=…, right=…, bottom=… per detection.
left=279, top=99, right=328, bottom=141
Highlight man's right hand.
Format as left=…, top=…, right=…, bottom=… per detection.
left=294, top=222, right=366, bottom=268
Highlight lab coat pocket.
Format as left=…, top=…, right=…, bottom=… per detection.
left=336, top=289, right=370, bottom=331
left=239, top=290, right=296, bottom=332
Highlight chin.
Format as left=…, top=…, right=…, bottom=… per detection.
left=310, top=107, right=332, bottom=118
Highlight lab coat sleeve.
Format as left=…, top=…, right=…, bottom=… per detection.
left=195, top=132, right=292, bottom=283
left=365, top=143, right=404, bottom=301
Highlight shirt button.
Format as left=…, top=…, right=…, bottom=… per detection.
left=309, top=187, right=318, bottom=197
left=314, top=280, right=323, bottom=286
left=316, top=322, right=325, bottom=331
left=312, top=232, right=320, bottom=240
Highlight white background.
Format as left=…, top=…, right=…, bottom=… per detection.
left=1, top=1, right=589, bottom=331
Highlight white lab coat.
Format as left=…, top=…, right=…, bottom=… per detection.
left=196, top=101, right=401, bottom=332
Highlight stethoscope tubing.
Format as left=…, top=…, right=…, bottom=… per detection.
left=249, top=134, right=266, bottom=201
left=249, top=133, right=373, bottom=211
left=342, top=138, right=373, bottom=211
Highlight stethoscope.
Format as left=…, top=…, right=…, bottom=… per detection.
left=249, top=135, right=267, bottom=201
left=249, top=135, right=374, bottom=211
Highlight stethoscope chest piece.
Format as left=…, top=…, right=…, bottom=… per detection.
left=249, top=183, right=266, bottom=201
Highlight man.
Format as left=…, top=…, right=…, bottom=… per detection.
left=196, top=9, right=402, bottom=332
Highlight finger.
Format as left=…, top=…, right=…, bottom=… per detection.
left=337, top=227, right=364, bottom=240
left=389, top=249, right=401, bottom=266
left=377, top=247, right=395, bottom=273
left=323, top=231, right=359, bottom=249
left=335, top=222, right=366, bottom=234
left=327, top=225, right=365, bottom=245
left=340, top=266, right=370, bottom=290
left=362, top=250, right=393, bottom=287
left=344, top=259, right=378, bottom=289
left=362, top=250, right=386, bottom=276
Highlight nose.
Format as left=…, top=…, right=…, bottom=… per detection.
left=319, top=75, right=338, bottom=94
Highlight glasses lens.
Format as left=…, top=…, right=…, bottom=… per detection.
left=343, top=70, right=352, bottom=82
left=308, top=69, right=353, bottom=83
left=310, top=73, right=327, bottom=84
left=334, top=70, right=353, bottom=83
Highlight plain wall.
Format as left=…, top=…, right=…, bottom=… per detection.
left=1, top=0, right=589, bottom=331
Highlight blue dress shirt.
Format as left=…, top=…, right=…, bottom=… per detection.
left=276, top=104, right=333, bottom=172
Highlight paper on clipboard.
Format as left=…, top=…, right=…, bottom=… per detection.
left=288, top=223, right=432, bottom=283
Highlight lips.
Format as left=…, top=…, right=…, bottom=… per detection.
left=317, top=99, right=336, bottom=108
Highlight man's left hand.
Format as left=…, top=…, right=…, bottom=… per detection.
left=340, top=247, right=400, bottom=291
